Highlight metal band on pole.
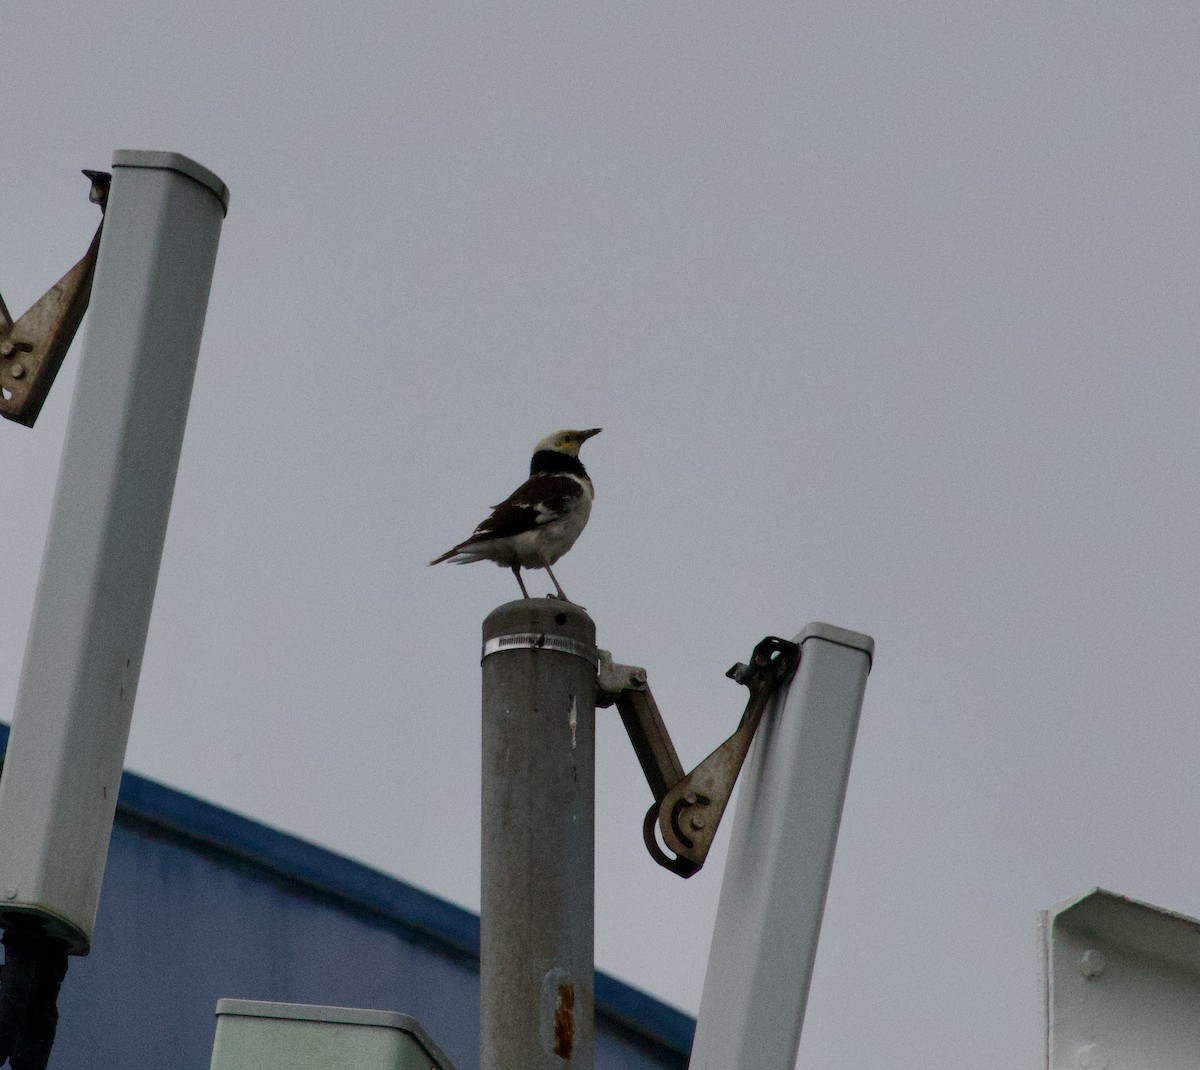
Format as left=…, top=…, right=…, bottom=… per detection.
left=481, top=632, right=599, bottom=667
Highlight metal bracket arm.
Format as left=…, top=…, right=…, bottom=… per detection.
left=0, top=170, right=110, bottom=428
left=597, top=636, right=800, bottom=878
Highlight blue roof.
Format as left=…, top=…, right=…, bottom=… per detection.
left=0, top=722, right=694, bottom=1064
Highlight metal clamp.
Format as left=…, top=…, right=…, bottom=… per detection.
left=1, top=170, right=110, bottom=428
left=599, top=636, right=800, bottom=877
left=482, top=632, right=598, bottom=668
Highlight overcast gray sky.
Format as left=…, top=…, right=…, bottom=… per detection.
left=3, top=4, right=1199, bottom=1068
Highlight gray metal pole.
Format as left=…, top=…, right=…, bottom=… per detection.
left=481, top=598, right=598, bottom=1070
left=0, top=150, right=228, bottom=952
left=688, top=622, right=873, bottom=1070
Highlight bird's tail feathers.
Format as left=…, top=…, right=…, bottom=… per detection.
left=429, top=545, right=481, bottom=566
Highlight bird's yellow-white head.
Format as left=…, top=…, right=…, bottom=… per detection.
left=533, top=428, right=602, bottom=457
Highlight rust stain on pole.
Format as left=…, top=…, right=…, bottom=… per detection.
left=553, top=983, right=575, bottom=1060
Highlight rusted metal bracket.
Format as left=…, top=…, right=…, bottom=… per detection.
left=0, top=170, right=110, bottom=428
left=597, top=635, right=800, bottom=878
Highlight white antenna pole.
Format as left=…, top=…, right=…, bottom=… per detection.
left=0, top=150, right=228, bottom=953
left=688, top=623, right=873, bottom=1070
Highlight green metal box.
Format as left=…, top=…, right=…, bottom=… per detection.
left=209, top=999, right=455, bottom=1070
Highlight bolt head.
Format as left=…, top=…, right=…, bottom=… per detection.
left=4, top=887, right=16, bottom=900
left=9, top=363, right=25, bottom=379
left=689, top=815, right=706, bottom=831
left=0, top=341, right=14, bottom=358
left=1079, top=948, right=1106, bottom=979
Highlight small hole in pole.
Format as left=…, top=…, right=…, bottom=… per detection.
left=554, top=613, right=567, bottom=626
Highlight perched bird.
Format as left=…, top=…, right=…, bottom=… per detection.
left=430, top=428, right=602, bottom=602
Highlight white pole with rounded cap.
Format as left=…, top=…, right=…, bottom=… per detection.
left=0, top=150, right=228, bottom=956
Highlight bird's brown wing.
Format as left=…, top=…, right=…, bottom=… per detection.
left=460, top=474, right=584, bottom=545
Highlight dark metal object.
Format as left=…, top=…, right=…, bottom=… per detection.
left=0, top=918, right=69, bottom=1070
left=0, top=171, right=110, bottom=427
left=598, top=636, right=800, bottom=878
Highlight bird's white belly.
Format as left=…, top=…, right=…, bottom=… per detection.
left=514, top=494, right=592, bottom=567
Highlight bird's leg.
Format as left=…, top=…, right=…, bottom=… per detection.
left=511, top=564, right=531, bottom=599
left=543, top=563, right=569, bottom=602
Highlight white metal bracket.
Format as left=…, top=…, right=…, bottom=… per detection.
left=1041, top=888, right=1200, bottom=1070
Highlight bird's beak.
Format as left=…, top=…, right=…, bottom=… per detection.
left=579, top=428, right=602, bottom=441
